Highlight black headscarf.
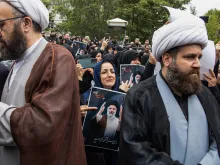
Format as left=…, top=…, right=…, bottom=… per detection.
left=103, top=53, right=115, bottom=62
left=90, top=50, right=102, bottom=58
left=114, top=50, right=140, bottom=75
left=0, top=63, right=9, bottom=97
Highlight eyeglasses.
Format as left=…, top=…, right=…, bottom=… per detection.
left=0, top=16, right=24, bottom=31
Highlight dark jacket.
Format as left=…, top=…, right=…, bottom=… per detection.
left=120, top=75, right=220, bottom=165
left=0, top=63, right=9, bottom=97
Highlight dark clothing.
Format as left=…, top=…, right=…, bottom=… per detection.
left=119, top=75, right=220, bottom=165
left=209, top=85, right=220, bottom=106
left=62, top=43, right=76, bottom=58
left=0, top=63, right=9, bottom=97
left=90, top=50, right=102, bottom=58
left=140, top=61, right=156, bottom=81
left=103, top=53, right=115, bottom=62
left=87, top=115, right=120, bottom=149
left=141, top=54, right=149, bottom=65
left=214, top=60, right=219, bottom=78
left=79, top=71, right=93, bottom=95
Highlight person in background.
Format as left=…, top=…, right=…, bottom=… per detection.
left=114, top=50, right=141, bottom=77
left=90, top=50, right=103, bottom=63
left=0, top=63, right=9, bottom=97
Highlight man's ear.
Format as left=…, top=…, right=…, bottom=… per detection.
left=162, top=53, right=173, bottom=67
left=22, top=17, right=33, bottom=33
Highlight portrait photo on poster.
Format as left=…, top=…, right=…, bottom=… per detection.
left=83, top=87, right=126, bottom=151
left=120, top=64, right=145, bottom=88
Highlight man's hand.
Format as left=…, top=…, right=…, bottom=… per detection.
left=97, top=102, right=106, bottom=116
left=203, top=69, right=217, bottom=87
left=148, top=51, right=157, bottom=65
left=100, top=40, right=108, bottom=51
left=80, top=105, right=97, bottom=117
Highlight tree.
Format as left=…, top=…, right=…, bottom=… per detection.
left=115, top=0, right=191, bottom=42
left=189, top=4, right=197, bottom=15
left=205, top=9, right=220, bottom=43
left=41, top=0, right=192, bottom=41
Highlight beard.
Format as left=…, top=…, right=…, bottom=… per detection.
left=166, top=62, right=202, bottom=96
left=107, top=111, right=116, bottom=118
left=0, top=23, right=27, bottom=61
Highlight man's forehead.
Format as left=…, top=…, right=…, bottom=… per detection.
left=108, top=105, right=116, bottom=108
left=178, top=44, right=202, bottom=54
left=0, top=2, right=14, bottom=18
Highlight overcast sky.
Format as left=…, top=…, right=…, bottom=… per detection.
left=187, top=0, right=220, bottom=16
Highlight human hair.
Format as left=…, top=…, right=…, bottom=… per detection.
left=160, top=46, right=180, bottom=68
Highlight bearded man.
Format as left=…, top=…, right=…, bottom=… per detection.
left=89, top=100, right=121, bottom=142
left=0, top=0, right=86, bottom=165
left=119, top=7, right=220, bottom=165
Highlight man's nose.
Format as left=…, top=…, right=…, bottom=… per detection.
left=192, top=58, right=201, bottom=68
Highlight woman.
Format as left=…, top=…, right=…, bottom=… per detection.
left=90, top=50, right=103, bottom=63
left=82, top=58, right=119, bottom=106
left=81, top=58, right=128, bottom=165
left=114, top=50, right=141, bottom=77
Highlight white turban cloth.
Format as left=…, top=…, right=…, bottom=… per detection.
left=5, top=0, right=49, bottom=30
left=152, top=6, right=208, bottom=62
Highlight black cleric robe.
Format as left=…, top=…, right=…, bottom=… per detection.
left=119, top=75, right=220, bottom=165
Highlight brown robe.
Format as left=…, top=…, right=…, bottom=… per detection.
left=10, top=43, right=87, bottom=165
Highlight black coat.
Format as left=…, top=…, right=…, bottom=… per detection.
left=119, top=76, right=220, bottom=165
left=0, top=63, right=9, bottom=97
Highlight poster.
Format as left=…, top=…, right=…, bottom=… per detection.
left=83, top=87, right=126, bottom=151
left=120, top=64, right=145, bottom=87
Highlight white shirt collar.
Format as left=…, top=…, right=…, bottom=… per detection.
left=17, top=37, right=43, bottom=62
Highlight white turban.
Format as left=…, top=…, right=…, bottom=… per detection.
left=152, top=6, right=208, bottom=61
left=5, top=0, right=49, bottom=30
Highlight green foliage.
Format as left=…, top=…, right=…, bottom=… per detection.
left=205, top=9, right=220, bottom=43
left=41, top=0, right=191, bottom=42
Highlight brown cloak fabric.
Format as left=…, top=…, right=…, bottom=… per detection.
left=10, top=43, right=87, bottom=165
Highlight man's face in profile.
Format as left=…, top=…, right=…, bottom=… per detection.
left=107, top=105, right=117, bottom=117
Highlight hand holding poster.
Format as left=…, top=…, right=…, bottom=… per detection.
left=83, top=87, right=126, bottom=151
left=120, top=64, right=145, bottom=89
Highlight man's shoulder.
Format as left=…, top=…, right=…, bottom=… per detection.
left=199, top=85, right=214, bottom=97
left=50, top=44, right=73, bottom=55
left=44, top=43, right=75, bottom=62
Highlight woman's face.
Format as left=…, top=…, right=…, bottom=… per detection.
left=100, top=62, right=116, bottom=89
left=96, top=53, right=102, bottom=62
left=131, top=57, right=140, bottom=64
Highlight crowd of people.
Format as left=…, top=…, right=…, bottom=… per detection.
left=0, top=0, right=220, bottom=165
